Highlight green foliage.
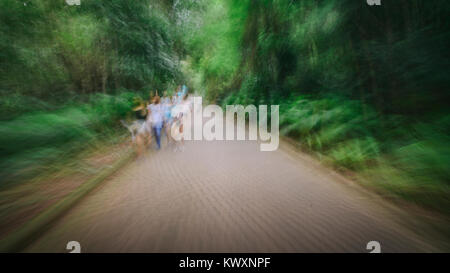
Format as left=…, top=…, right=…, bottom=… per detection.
left=279, top=96, right=380, bottom=168
left=188, top=0, right=450, bottom=212
left=0, top=0, right=190, bottom=186
left=392, top=119, right=450, bottom=186
left=183, top=0, right=245, bottom=102
left=0, top=0, right=184, bottom=104
left=329, top=138, right=380, bottom=170
left=0, top=92, right=135, bottom=188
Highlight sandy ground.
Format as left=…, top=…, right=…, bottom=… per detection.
left=25, top=137, right=446, bottom=253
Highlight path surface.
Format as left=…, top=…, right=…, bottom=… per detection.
left=25, top=138, right=444, bottom=252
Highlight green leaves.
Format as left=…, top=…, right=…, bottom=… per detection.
left=0, top=92, right=135, bottom=187
left=0, top=0, right=185, bottom=100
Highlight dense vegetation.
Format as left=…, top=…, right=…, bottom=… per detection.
left=0, top=0, right=448, bottom=212
left=184, top=0, right=450, bottom=212
left=0, top=0, right=190, bottom=186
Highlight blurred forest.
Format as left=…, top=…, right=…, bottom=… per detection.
left=183, top=0, right=450, bottom=212
left=0, top=0, right=449, bottom=212
left=0, top=0, right=192, bottom=187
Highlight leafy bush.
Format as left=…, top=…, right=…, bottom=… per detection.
left=0, top=92, right=135, bottom=188
left=329, top=138, right=380, bottom=170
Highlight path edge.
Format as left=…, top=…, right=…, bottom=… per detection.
left=0, top=150, right=136, bottom=253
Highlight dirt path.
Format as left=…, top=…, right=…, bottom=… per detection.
left=25, top=138, right=446, bottom=252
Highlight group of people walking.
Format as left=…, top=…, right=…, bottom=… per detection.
left=132, top=85, right=191, bottom=154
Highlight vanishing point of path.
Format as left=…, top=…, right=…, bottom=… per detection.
left=25, top=139, right=447, bottom=252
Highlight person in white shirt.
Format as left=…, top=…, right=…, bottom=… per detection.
left=171, top=94, right=191, bottom=151
left=161, top=92, right=174, bottom=144
left=147, top=95, right=164, bottom=150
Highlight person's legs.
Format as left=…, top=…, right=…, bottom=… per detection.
left=165, top=119, right=173, bottom=144
left=153, top=126, right=162, bottom=149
